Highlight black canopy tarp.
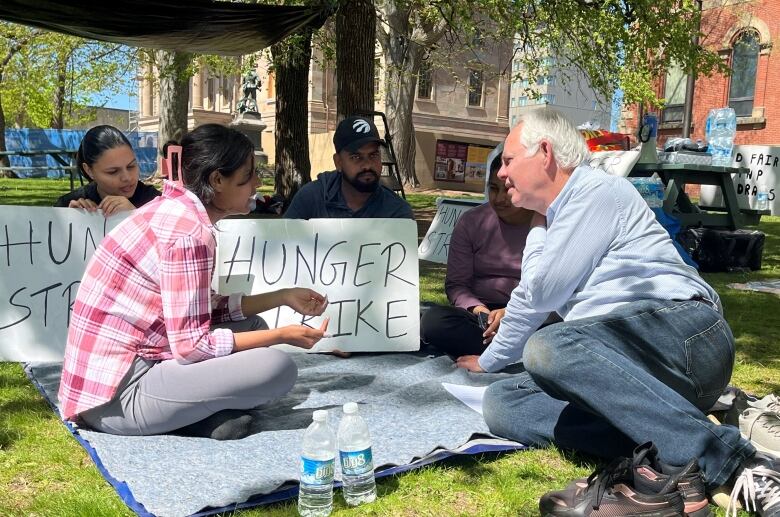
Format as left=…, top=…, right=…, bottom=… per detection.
left=0, top=0, right=331, bottom=55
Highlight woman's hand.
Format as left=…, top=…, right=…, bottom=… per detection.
left=482, top=308, right=506, bottom=344
left=283, top=288, right=328, bottom=316
left=68, top=198, right=99, bottom=211
left=279, top=318, right=330, bottom=349
left=99, top=195, right=135, bottom=217
left=455, top=355, right=485, bottom=373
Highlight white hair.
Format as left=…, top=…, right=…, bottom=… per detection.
left=517, top=108, right=590, bottom=170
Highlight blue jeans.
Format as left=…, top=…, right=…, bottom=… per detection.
left=482, top=299, right=754, bottom=488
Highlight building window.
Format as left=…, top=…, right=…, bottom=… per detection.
left=221, top=76, right=233, bottom=111
left=662, top=63, right=687, bottom=123
left=207, top=77, right=216, bottom=109
left=541, top=93, right=556, bottom=104
left=468, top=69, right=483, bottom=107
left=373, top=58, right=381, bottom=97
left=511, top=115, right=517, bottom=127
left=267, top=71, right=275, bottom=99
left=547, top=75, right=557, bottom=86
left=729, top=30, right=759, bottom=117
left=519, top=96, right=527, bottom=106
left=417, top=61, right=433, bottom=100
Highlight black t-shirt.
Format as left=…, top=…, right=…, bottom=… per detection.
left=54, top=181, right=160, bottom=208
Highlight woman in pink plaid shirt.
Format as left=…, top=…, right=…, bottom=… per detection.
left=59, top=124, right=329, bottom=440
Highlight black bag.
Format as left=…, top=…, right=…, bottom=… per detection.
left=678, top=228, right=765, bottom=272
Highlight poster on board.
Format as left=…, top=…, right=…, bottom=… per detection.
left=0, top=207, right=421, bottom=361
left=434, top=140, right=467, bottom=182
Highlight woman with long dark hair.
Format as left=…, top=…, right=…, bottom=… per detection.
left=55, top=125, right=159, bottom=215
left=59, top=124, right=329, bottom=440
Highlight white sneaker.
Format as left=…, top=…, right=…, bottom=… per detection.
left=751, top=395, right=780, bottom=413
left=741, top=408, right=780, bottom=457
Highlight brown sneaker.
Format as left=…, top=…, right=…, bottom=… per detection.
left=539, top=456, right=685, bottom=516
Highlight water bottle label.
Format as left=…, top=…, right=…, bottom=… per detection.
left=339, top=448, right=373, bottom=476
left=300, top=457, right=335, bottom=485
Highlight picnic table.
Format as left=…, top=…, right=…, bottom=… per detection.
left=629, top=162, right=769, bottom=230
left=0, top=148, right=81, bottom=190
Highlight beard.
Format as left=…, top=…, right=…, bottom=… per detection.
left=343, top=170, right=380, bottom=193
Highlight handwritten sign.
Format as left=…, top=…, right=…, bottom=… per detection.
left=0, top=207, right=127, bottom=361
left=418, top=198, right=482, bottom=264
left=0, top=211, right=420, bottom=360
left=700, top=145, right=779, bottom=215
left=216, top=219, right=420, bottom=353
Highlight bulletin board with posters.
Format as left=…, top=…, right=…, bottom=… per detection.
left=434, top=140, right=494, bottom=186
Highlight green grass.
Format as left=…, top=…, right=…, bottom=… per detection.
left=0, top=177, right=774, bottom=516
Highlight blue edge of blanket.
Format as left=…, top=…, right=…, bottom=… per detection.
left=24, top=366, right=524, bottom=517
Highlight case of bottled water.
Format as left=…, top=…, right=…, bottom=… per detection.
left=705, top=108, right=737, bottom=167
left=337, top=402, right=377, bottom=506
left=299, top=410, right=336, bottom=517
left=628, top=177, right=665, bottom=208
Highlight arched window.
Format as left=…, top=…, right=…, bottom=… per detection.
left=729, top=30, right=759, bottom=117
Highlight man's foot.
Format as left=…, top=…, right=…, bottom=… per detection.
left=631, top=443, right=711, bottom=517
left=726, top=455, right=780, bottom=516
left=539, top=455, right=686, bottom=516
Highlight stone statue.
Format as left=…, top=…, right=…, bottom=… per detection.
left=237, top=69, right=260, bottom=114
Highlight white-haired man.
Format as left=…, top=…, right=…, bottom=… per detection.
left=456, top=109, right=779, bottom=516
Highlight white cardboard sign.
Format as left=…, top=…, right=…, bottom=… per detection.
left=417, top=197, right=482, bottom=264
left=699, top=145, right=780, bottom=215
left=0, top=209, right=420, bottom=360
left=216, top=218, right=420, bottom=353
left=0, top=207, right=127, bottom=361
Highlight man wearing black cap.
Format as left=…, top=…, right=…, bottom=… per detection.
left=284, top=115, right=414, bottom=219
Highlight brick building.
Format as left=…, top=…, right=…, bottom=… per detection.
left=620, top=0, right=779, bottom=146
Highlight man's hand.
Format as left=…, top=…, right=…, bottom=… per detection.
left=283, top=288, right=328, bottom=316
left=530, top=212, right=547, bottom=228
left=99, top=195, right=135, bottom=217
left=482, top=308, right=505, bottom=344
left=68, top=198, right=99, bottom=211
left=455, top=355, right=485, bottom=373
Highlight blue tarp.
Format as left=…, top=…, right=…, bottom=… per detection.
left=4, top=129, right=158, bottom=180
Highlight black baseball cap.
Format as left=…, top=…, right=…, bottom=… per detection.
left=333, top=115, right=387, bottom=153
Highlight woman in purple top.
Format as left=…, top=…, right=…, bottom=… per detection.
left=420, top=152, right=534, bottom=357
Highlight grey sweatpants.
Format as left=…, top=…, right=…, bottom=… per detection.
left=80, top=316, right=297, bottom=436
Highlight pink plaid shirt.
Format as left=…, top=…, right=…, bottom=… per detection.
left=59, top=181, right=244, bottom=419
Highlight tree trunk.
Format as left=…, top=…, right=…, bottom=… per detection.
left=378, top=2, right=422, bottom=187
left=0, top=78, right=10, bottom=173
left=50, top=57, right=67, bottom=129
left=271, top=30, right=314, bottom=207
left=336, top=0, right=375, bottom=119
left=155, top=50, right=192, bottom=152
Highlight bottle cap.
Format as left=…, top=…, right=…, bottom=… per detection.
left=313, top=409, right=328, bottom=422
left=343, top=402, right=359, bottom=414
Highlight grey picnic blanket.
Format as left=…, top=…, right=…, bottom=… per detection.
left=25, top=352, right=525, bottom=517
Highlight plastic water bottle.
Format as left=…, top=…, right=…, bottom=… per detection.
left=337, top=402, right=377, bottom=506
left=299, top=410, right=336, bottom=517
left=756, top=189, right=769, bottom=211
left=707, top=108, right=737, bottom=166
